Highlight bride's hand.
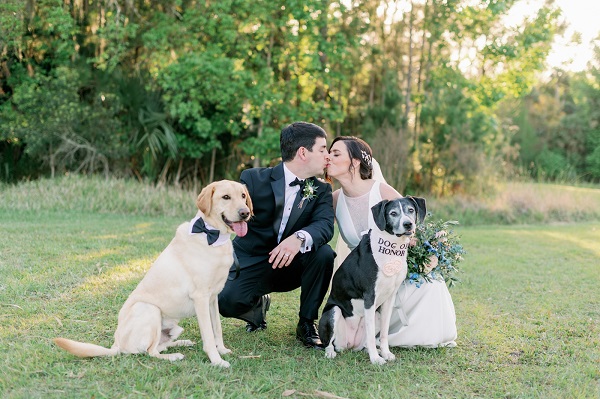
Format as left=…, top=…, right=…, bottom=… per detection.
left=268, top=237, right=301, bottom=269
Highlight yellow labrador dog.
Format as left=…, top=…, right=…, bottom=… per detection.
left=54, top=180, right=252, bottom=367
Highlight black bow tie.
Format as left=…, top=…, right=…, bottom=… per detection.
left=289, top=177, right=306, bottom=188
left=191, top=217, right=220, bottom=245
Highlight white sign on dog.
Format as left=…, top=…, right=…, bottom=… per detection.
left=369, top=229, right=409, bottom=277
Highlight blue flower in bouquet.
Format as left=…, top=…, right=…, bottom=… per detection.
left=423, top=240, right=438, bottom=255
left=406, top=217, right=465, bottom=288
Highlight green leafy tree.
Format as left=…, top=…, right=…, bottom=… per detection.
left=0, top=0, right=581, bottom=192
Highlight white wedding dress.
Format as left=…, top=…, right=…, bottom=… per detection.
left=334, top=160, right=457, bottom=348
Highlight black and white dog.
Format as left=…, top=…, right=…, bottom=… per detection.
left=319, top=196, right=426, bottom=364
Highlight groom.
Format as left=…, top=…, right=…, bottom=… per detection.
left=218, top=122, right=335, bottom=349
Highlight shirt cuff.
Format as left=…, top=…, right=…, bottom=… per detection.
left=297, top=230, right=313, bottom=253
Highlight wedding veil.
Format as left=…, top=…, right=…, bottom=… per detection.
left=333, top=157, right=387, bottom=273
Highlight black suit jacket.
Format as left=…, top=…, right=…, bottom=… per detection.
left=233, top=162, right=334, bottom=268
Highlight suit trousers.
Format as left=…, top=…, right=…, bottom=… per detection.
left=218, top=244, right=335, bottom=325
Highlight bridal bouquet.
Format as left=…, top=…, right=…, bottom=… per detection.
left=406, top=217, right=465, bottom=288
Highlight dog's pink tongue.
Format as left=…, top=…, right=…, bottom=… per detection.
left=231, top=221, right=248, bottom=237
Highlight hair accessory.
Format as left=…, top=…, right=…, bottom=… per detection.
left=361, top=150, right=372, bottom=166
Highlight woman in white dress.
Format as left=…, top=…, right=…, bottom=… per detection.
left=325, top=136, right=457, bottom=348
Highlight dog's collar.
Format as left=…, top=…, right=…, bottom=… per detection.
left=189, top=216, right=231, bottom=247
left=368, top=229, right=410, bottom=277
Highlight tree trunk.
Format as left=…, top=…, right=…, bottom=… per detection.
left=404, top=3, right=414, bottom=127
left=413, top=0, right=429, bottom=149
left=158, top=158, right=172, bottom=187
left=368, top=71, right=375, bottom=107
left=209, top=147, right=216, bottom=183
left=193, top=158, right=200, bottom=193
left=174, top=158, right=183, bottom=187
left=316, top=0, right=330, bottom=121
left=253, top=31, right=275, bottom=168
left=379, top=1, right=389, bottom=107
left=49, top=142, right=55, bottom=178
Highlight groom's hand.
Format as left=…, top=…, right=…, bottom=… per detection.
left=268, top=237, right=302, bottom=269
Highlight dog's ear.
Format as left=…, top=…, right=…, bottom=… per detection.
left=243, top=184, right=254, bottom=216
left=196, top=182, right=216, bottom=214
left=407, top=196, right=427, bottom=224
left=371, top=200, right=389, bottom=231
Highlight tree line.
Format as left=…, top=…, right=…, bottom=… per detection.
left=1, top=0, right=599, bottom=194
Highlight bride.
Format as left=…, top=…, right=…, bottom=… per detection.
left=325, top=136, right=457, bottom=348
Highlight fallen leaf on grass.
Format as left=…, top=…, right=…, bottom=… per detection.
left=282, top=389, right=350, bottom=399
left=66, top=371, right=85, bottom=379
left=137, top=359, right=154, bottom=369
left=314, top=391, right=350, bottom=399
left=1, top=303, right=23, bottom=310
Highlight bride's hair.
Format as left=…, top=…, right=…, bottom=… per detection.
left=327, top=136, right=373, bottom=181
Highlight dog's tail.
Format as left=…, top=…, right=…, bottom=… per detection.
left=54, top=338, right=119, bottom=358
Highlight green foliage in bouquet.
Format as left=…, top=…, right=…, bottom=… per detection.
left=406, top=217, right=465, bottom=288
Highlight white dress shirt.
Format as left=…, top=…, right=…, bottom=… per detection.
left=277, top=164, right=313, bottom=252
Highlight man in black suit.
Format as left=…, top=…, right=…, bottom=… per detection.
left=218, top=122, right=335, bottom=348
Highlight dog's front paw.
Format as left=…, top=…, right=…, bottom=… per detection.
left=212, top=359, right=231, bottom=368
left=381, top=350, right=395, bottom=361
left=173, top=340, right=194, bottom=347
left=325, top=346, right=337, bottom=359
left=370, top=355, right=386, bottom=365
left=167, top=353, right=185, bottom=361
left=218, top=346, right=232, bottom=355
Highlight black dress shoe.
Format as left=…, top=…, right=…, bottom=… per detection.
left=245, top=320, right=267, bottom=332
left=244, top=294, right=270, bottom=332
left=296, top=320, right=323, bottom=349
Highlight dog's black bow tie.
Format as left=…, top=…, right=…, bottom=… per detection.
left=191, top=217, right=220, bottom=245
left=289, top=178, right=306, bottom=188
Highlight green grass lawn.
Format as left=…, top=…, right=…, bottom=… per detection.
left=1, top=209, right=599, bottom=398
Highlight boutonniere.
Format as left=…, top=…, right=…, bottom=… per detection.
left=299, top=179, right=318, bottom=208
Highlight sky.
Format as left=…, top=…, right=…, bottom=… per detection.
left=364, top=0, right=599, bottom=72
left=507, top=0, right=600, bottom=71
